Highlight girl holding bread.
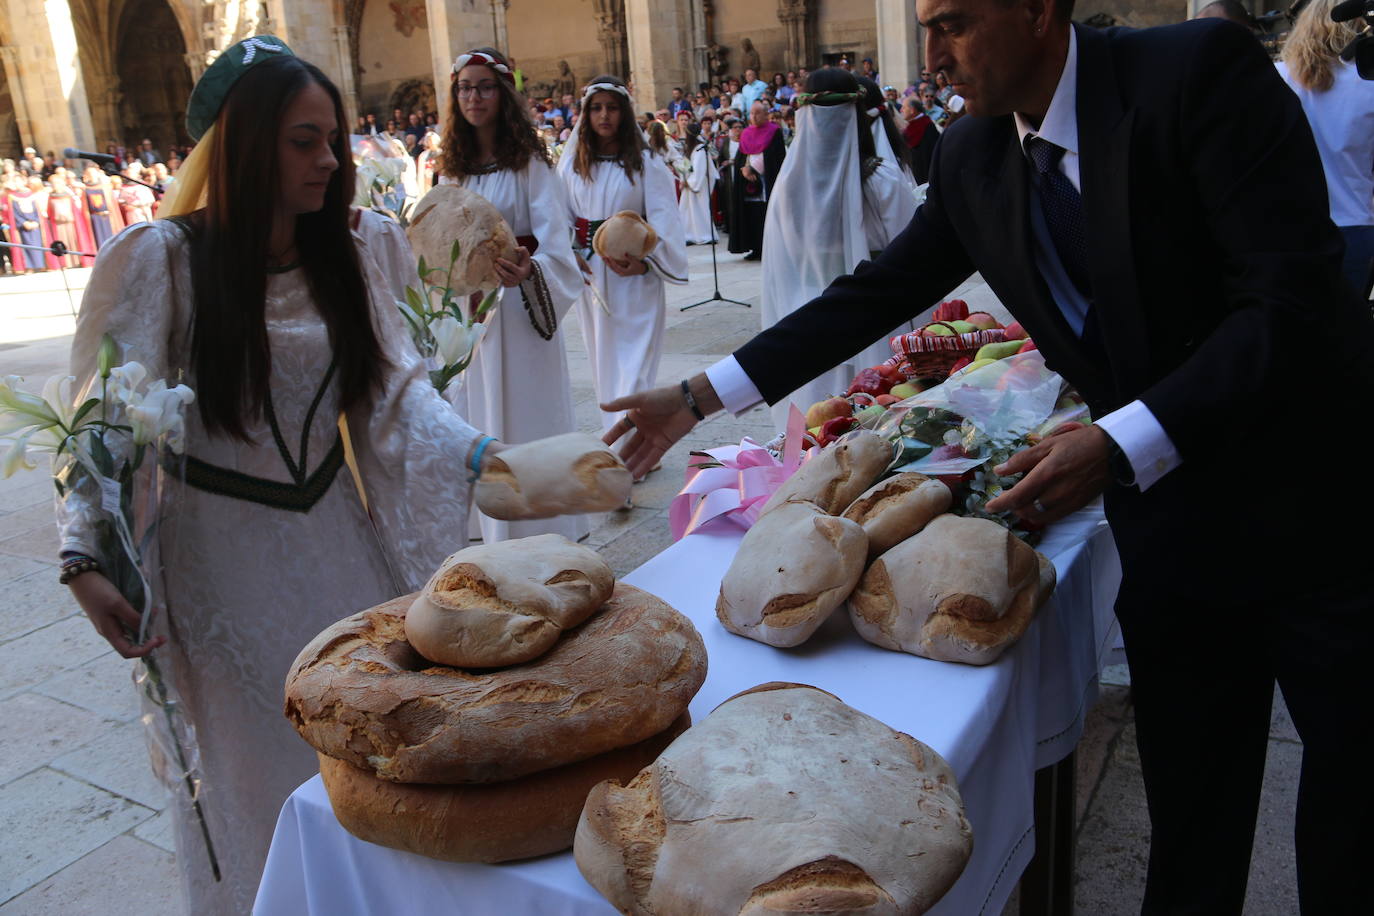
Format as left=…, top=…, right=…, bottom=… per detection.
left=55, top=39, right=508, bottom=914
left=557, top=74, right=689, bottom=434
left=438, top=47, right=587, bottom=543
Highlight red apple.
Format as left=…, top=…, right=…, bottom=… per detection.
left=1017, top=339, right=1038, bottom=353
left=948, top=356, right=972, bottom=374
left=876, top=362, right=905, bottom=383
left=1003, top=321, right=1029, bottom=341
left=821, top=416, right=859, bottom=440
left=804, top=396, right=851, bottom=429
left=965, top=312, right=1002, bottom=330
left=875, top=394, right=900, bottom=406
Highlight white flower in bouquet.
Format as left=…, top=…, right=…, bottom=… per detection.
left=398, top=241, right=500, bottom=394
left=431, top=314, right=473, bottom=367
left=672, top=157, right=693, bottom=180
left=124, top=380, right=195, bottom=450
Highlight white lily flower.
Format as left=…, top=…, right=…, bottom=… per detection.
left=40, top=374, right=77, bottom=428
left=378, top=157, right=406, bottom=184
left=0, top=375, right=60, bottom=428
left=0, top=426, right=63, bottom=478
left=126, top=380, right=195, bottom=449
left=106, top=362, right=149, bottom=406
left=431, top=315, right=473, bottom=367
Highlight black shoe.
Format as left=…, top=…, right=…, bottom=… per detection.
left=744, top=251, right=761, bottom=261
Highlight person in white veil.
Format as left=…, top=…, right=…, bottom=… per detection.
left=558, top=74, right=689, bottom=439
left=678, top=122, right=719, bottom=244
left=759, top=67, right=914, bottom=431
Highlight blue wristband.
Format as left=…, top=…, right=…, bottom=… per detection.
left=469, top=435, right=495, bottom=482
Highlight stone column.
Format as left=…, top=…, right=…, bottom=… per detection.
left=875, top=0, right=921, bottom=90
left=0, top=46, right=34, bottom=150
left=777, top=0, right=817, bottom=73
left=266, top=0, right=345, bottom=87
left=332, top=25, right=359, bottom=127
left=625, top=0, right=694, bottom=112
left=593, top=0, right=630, bottom=78
left=425, top=0, right=499, bottom=117
left=491, top=0, right=510, bottom=56
left=2, top=0, right=98, bottom=154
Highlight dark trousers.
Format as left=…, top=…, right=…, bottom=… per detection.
left=1116, top=577, right=1372, bottom=914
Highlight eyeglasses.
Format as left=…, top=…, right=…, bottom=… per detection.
left=455, top=81, right=501, bottom=99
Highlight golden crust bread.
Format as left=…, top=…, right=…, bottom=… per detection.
left=475, top=433, right=633, bottom=520
left=841, top=472, right=953, bottom=560
left=285, top=583, right=707, bottom=783
left=592, top=210, right=658, bottom=260
left=760, top=431, right=894, bottom=516
left=406, top=185, right=518, bottom=295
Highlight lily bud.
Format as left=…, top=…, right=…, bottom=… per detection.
left=97, top=334, right=118, bottom=380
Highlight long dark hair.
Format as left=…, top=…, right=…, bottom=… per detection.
left=682, top=122, right=702, bottom=159
left=858, top=75, right=911, bottom=176
left=573, top=76, right=647, bottom=183
left=185, top=55, right=385, bottom=441
left=440, top=48, right=549, bottom=179
left=803, top=67, right=876, bottom=169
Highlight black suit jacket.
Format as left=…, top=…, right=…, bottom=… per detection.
left=734, top=21, right=1374, bottom=602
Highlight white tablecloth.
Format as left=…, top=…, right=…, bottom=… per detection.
left=255, top=505, right=1122, bottom=916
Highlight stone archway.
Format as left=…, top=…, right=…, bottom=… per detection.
left=113, top=0, right=193, bottom=153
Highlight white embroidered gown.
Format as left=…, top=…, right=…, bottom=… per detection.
left=678, top=143, right=719, bottom=245
left=439, top=157, right=587, bottom=543
left=560, top=150, right=689, bottom=432
left=56, top=220, right=483, bottom=915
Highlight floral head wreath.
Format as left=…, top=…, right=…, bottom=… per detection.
left=581, top=80, right=632, bottom=102
left=793, top=90, right=864, bottom=109
left=451, top=50, right=515, bottom=84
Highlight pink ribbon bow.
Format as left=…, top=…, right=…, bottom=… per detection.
left=669, top=406, right=811, bottom=540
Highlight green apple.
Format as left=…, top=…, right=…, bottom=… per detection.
left=889, top=382, right=923, bottom=400
left=956, top=358, right=998, bottom=375
left=855, top=404, right=888, bottom=428
left=974, top=340, right=1025, bottom=362
left=922, top=323, right=956, bottom=337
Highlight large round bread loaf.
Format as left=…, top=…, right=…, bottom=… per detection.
left=574, top=682, right=973, bottom=915
left=405, top=534, right=613, bottom=668
left=760, top=430, right=893, bottom=516
left=592, top=210, right=658, bottom=261
left=406, top=185, right=517, bottom=294
left=285, top=583, right=707, bottom=783
left=716, top=501, right=867, bottom=648
left=848, top=514, right=1056, bottom=665
left=319, top=713, right=690, bottom=863
left=475, top=432, right=633, bottom=520
left=841, top=472, right=952, bottom=560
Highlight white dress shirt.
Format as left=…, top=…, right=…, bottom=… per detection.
left=708, top=27, right=1181, bottom=491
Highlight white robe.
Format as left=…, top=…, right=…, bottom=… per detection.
left=854, top=155, right=920, bottom=373
left=678, top=144, right=718, bottom=244
left=352, top=207, right=416, bottom=306
left=439, top=157, right=587, bottom=543
left=56, top=220, right=483, bottom=915
left=560, top=150, right=689, bottom=432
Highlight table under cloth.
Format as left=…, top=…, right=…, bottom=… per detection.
left=254, top=502, right=1123, bottom=916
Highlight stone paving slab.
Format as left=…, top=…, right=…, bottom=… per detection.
left=0, top=834, right=177, bottom=916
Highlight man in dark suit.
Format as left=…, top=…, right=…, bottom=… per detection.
left=602, top=1, right=1374, bottom=912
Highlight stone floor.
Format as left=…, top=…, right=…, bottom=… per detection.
left=0, top=246, right=1301, bottom=913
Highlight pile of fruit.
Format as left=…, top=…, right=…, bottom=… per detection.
left=799, top=299, right=1041, bottom=448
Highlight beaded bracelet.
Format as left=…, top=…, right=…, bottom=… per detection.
left=681, top=379, right=705, bottom=421
left=59, top=554, right=100, bottom=585
left=468, top=435, right=496, bottom=483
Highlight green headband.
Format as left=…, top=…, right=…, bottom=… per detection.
left=793, top=90, right=864, bottom=108
left=186, top=35, right=296, bottom=141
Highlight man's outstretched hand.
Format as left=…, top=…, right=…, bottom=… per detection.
left=984, top=422, right=1112, bottom=525
left=602, top=375, right=720, bottom=479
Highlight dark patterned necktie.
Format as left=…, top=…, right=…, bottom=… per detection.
left=1025, top=136, right=1091, bottom=297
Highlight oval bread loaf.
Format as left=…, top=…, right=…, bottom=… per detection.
left=406, top=184, right=517, bottom=294
left=285, top=583, right=707, bottom=783
left=475, top=432, right=633, bottom=520
left=405, top=534, right=613, bottom=668
left=318, top=712, right=689, bottom=864
left=759, top=430, right=893, bottom=516
left=841, top=472, right=952, bottom=560
left=715, top=501, right=868, bottom=647
left=592, top=210, right=658, bottom=261
left=574, top=682, right=973, bottom=916
left=848, top=514, right=1056, bottom=665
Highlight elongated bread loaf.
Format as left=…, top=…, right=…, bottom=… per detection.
left=715, top=501, right=867, bottom=647
left=760, top=430, right=893, bottom=516
left=476, top=432, right=633, bottom=520
left=405, top=535, right=614, bottom=668
left=574, top=682, right=973, bottom=915
left=841, top=472, right=952, bottom=560
left=319, top=713, right=689, bottom=864
left=406, top=184, right=517, bottom=294
left=849, top=514, right=1056, bottom=665
left=285, top=583, right=707, bottom=783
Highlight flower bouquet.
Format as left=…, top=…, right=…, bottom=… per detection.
left=0, top=337, right=220, bottom=879
left=396, top=240, right=501, bottom=395
left=352, top=136, right=410, bottom=225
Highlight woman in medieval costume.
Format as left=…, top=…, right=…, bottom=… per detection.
left=438, top=47, right=587, bottom=544
left=727, top=99, right=785, bottom=260
left=759, top=67, right=916, bottom=430
left=6, top=176, right=50, bottom=272
left=677, top=122, right=718, bottom=244
left=44, top=173, right=97, bottom=267
left=557, top=74, right=688, bottom=436
left=58, top=38, right=510, bottom=914
left=83, top=165, right=126, bottom=249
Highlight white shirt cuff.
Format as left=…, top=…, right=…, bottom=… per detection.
left=705, top=355, right=765, bottom=415
left=1095, top=399, right=1182, bottom=492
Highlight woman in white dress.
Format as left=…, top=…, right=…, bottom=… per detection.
left=759, top=67, right=915, bottom=430
left=59, top=41, right=504, bottom=914
left=437, top=47, right=586, bottom=543
left=558, top=75, right=688, bottom=434
left=678, top=122, right=719, bottom=245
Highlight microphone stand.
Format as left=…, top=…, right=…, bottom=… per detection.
left=681, top=145, right=751, bottom=312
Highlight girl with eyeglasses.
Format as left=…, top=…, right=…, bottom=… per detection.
left=437, top=47, right=586, bottom=543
